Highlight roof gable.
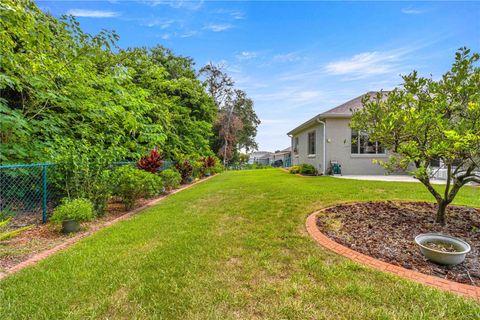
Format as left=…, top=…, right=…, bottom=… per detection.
left=287, top=91, right=387, bottom=136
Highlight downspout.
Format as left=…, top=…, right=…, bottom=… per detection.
left=316, top=119, right=326, bottom=175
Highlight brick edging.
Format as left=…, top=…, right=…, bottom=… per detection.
left=306, top=211, right=480, bottom=301
left=0, top=175, right=216, bottom=280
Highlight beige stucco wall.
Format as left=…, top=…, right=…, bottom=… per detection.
left=291, top=122, right=325, bottom=173
left=324, top=118, right=390, bottom=175
left=290, top=117, right=410, bottom=175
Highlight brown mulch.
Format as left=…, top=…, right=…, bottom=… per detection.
left=316, top=201, right=480, bottom=285
left=0, top=197, right=155, bottom=272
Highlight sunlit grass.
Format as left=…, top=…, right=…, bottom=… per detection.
left=0, top=169, right=479, bottom=319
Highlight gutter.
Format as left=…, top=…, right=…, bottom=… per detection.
left=316, top=118, right=326, bottom=175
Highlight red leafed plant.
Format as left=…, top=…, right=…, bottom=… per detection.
left=203, top=156, right=216, bottom=169
left=137, top=147, right=164, bottom=173
left=175, top=160, right=193, bottom=183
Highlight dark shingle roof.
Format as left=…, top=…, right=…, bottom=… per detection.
left=287, top=91, right=387, bottom=136
left=320, top=91, right=378, bottom=116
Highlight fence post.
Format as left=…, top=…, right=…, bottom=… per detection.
left=42, top=165, right=48, bottom=223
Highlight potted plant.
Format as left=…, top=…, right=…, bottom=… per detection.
left=50, top=198, right=95, bottom=233
left=415, top=233, right=471, bottom=265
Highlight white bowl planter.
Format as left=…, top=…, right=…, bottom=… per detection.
left=415, top=233, right=471, bottom=265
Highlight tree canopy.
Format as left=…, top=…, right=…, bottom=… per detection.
left=351, top=48, right=480, bottom=224
left=0, top=0, right=220, bottom=163
left=200, top=63, right=260, bottom=164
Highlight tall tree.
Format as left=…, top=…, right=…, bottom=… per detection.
left=200, top=64, right=260, bottom=165
left=351, top=48, right=480, bottom=225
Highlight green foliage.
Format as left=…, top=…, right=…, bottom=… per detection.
left=200, top=64, right=260, bottom=163
left=0, top=208, right=15, bottom=221
left=50, top=198, right=95, bottom=223
left=0, top=0, right=216, bottom=164
left=351, top=48, right=480, bottom=224
left=160, top=168, right=181, bottom=191
left=112, top=166, right=163, bottom=210
left=52, top=139, right=122, bottom=215
left=299, top=164, right=317, bottom=175
left=212, top=158, right=224, bottom=174
left=289, top=165, right=301, bottom=174
left=247, top=163, right=272, bottom=170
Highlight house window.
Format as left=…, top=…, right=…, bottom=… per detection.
left=293, top=137, right=299, bottom=154
left=430, top=158, right=441, bottom=167
left=308, top=131, right=316, bottom=155
left=351, top=130, right=384, bottom=154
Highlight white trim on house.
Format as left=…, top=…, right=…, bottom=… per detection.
left=287, top=92, right=404, bottom=175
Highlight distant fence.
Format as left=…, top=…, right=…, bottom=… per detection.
left=0, top=160, right=175, bottom=224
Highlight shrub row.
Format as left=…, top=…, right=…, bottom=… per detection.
left=288, top=164, right=317, bottom=175
left=50, top=150, right=223, bottom=229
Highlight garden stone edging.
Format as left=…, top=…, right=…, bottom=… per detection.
left=306, top=210, right=480, bottom=301
left=0, top=175, right=216, bottom=281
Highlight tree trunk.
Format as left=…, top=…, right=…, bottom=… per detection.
left=436, top=200, right=448, bottom=225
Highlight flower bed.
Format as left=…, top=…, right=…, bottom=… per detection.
left=316, top=201, right=480, bottom=285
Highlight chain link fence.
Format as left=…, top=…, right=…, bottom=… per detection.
left=0, top=164, right=61, bottom=224
left=0, top=160, right=177, bottom=224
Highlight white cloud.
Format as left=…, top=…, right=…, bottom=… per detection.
left=230, top=11, right=245, bottom=20
left=324, top=51, right=406, bottom=78
left=180, top=30, right=198, bottom=38
left=203, top=23, right=232, bottom=32
left=146, top=0, right=204, bottom=10
left=273, top=52, right=302, bottom=63
left=236, top=51, right=258, bottom=60
left=66, top=9, right=120, bottom=18
left=213, top=9, right=245, bottom=20
left=143, top=18, right=175, bottom=28
left=253, top=88, right=323, bottom=105
left=401, top=8, right=423, bottom=15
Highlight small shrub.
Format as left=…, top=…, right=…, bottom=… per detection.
left=243, top=163, right=271, bottom=170
left=289, top=166, right=300, bottom=174
left=52, top=139, right=122, bottom=215
left=192, top=160, right=205, bottom=179
left=143, top=171, right=165, bottom=198
left=212, top=161, right=224, bottom=174
left=175, top=160, right=193, bottom=184
left=160, top=169, right=181, bottom=191
left=138, top=146, right=164, bottom=173
left=50, top=198, right=95, bottom=223
left=299, top=163, right=317, bottom=175
left=113, top=166, right=163, bottom=210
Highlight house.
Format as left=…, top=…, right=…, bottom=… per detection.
left=269, top=147, right=292, bottom=167
left=287, top=92, right=396, bottom=175
left=248, top=148, right=292, bottom=167
left=248, top=151, right=273, bottom=165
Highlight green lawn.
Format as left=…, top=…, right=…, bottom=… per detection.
left=1, top=169, right=479, bottom=319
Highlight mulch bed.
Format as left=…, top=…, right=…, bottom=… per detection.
left=0, top=197, right=154, bottom=272
left=316, top=201, right=480, bottom=285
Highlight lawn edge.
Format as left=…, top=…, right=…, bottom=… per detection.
left=0, top=175, right=217, bottom=281
left=305, top=208, right=480, bottom=302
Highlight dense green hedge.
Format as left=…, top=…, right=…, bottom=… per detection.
left=0, top=0, right=216, bottom=164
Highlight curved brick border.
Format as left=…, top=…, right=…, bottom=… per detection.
left=0, top=175, right=215, bottom=281
left=306, top=211, right=480, bottom=301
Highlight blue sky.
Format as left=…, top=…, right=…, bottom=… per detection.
left=37, top=1, right=480, bottom=151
